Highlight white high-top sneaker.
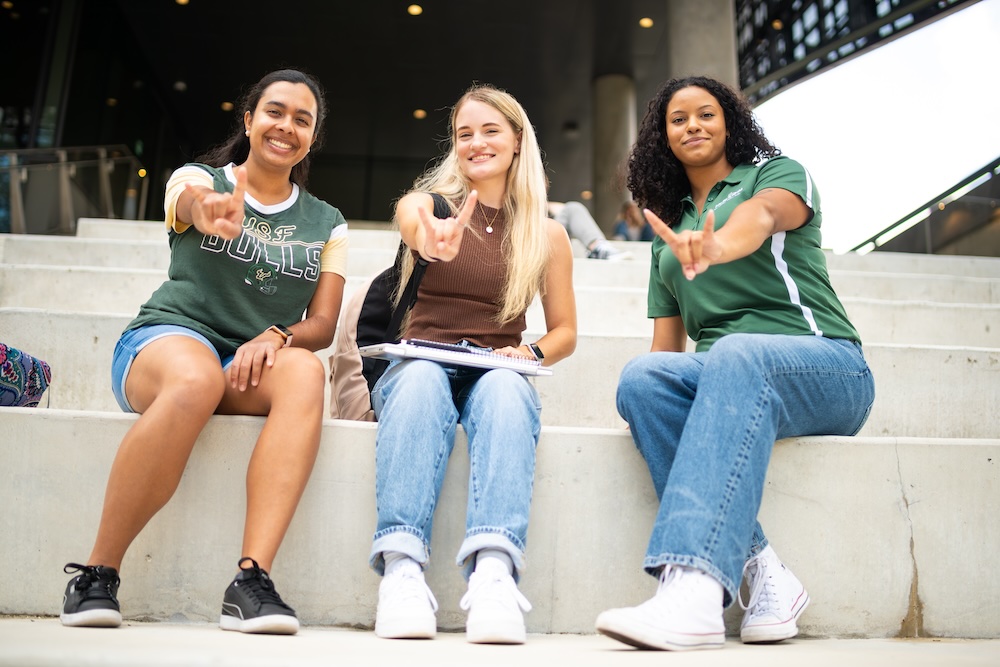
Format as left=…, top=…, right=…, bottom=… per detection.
left=739, top=545, right=810, bottom=643
left=595, top=565, right=725, bottom=651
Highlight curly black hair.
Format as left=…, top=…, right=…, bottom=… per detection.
left=626, top=76, right=779, bottom=227
left=197, top=68, right=327, bottom=188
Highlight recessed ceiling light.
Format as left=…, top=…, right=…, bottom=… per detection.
left=221, top=101, right=234, bottom=111
left=639, top=17, right=654, bottom=28
left=175, top=0, right=190, bottom=6
left=106, top=98, right=118, bottom=107
left=413, top=109, right=427, bottom=119
left=580, top=190, right=593, bottom=200
left=173, top=81, right=187, bottom=92
left=772, top=19, right=784, bottom=30
left=407, top=4, right=423, bottom=16
left=1, top=1, right=14, bottom=9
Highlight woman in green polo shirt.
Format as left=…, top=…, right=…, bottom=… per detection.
left=595, top=76, right=875, bottom=651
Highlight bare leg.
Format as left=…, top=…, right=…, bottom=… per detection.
left=217, top=347, right=326, bottom=573
left=87, top=337, right=226, bottom=570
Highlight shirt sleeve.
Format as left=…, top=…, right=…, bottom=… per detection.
left=646, top=241, right=680, bottom=319
left=163, top=165, right=214, bottom=233
left=319, top=222, right=349, bottom=278
left=754, top=156, right=820, bottom=222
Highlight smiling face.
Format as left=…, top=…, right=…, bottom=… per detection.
left=664, top=85, right=731, bottom=172
left=243, top=81, right=318, bottom=175
left=453, top=99, right=521, bottom=188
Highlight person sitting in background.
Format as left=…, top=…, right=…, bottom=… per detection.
left=613, top=200, right=655, bottom=242
left=548, top=200, right=633, bottom=260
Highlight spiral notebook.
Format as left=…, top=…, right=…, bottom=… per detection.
left=358, top=339, right=553, bottom=376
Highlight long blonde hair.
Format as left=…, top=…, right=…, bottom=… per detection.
left=394, top=84, right=550, bottom=325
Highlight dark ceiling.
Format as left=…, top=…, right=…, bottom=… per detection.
left=111, top=0, right=673, bottom=207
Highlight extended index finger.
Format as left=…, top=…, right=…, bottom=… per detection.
left=645, top=208, right=679, bottom=243
left=455, top=189, right=479, bottom=227
left=229, top=166, right=248, bottom=212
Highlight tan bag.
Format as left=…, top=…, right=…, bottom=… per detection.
left=328, top=276, right=378, bottom=421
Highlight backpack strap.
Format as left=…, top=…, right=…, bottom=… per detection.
left=384, top=193, right=450, bottom=340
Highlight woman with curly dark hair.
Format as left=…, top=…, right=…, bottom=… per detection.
left=596, top=76, right=874, bottom=651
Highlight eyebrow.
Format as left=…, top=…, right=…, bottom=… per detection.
left=263, top=100, right=315, bottom=119
left=669, top=104, right=717, bottom=115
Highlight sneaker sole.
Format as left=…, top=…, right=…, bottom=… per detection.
left=741, top=593, right=811, bottom=643
left=596, top=612, right=724, bottom=651
left=375, top=616, right=437, bottom=639
left=60, top=609, right=122, bottom=628
left=219, top=613, right=299, bottom=635
left=466, top=620, right=526, bottom=644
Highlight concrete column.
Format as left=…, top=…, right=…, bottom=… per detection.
left=592, top=74, right=636, bottom=235
left=665, top=0, right=739, bottom=86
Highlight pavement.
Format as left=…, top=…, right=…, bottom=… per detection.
left=0, top=617, right=997, bottom=667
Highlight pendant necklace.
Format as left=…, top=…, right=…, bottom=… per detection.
left=478, top=202, right=500, bottom=234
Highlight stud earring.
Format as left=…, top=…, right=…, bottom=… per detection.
left=245, top=130, right=250, bottom=136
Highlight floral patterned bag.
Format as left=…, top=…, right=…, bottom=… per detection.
left=0, top=342, right=52, bottom=407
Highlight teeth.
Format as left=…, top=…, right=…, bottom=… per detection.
left=268, top=138, right=293, bottom=149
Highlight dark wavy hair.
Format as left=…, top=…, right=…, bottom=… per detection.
left=626, top=76, right=779, bottom=227
left=197, top=68, right=328, bottom=188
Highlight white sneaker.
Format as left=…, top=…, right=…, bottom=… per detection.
left=460, top=558, right=532, bottom=644
left=595, top=565, right=725, bottom=651
left=739, top=545, right=810, bottom=643
left=587, top=241, right=633, bottom=261
left=374, top=561, right=438, bottom=639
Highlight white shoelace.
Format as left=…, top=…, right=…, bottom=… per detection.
left=739, top=556, right=779, bottom=615
left=459, top=565, right=532, bottom=613
left=384, top=567, right=439, bottom=612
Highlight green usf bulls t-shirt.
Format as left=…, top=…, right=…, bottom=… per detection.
left=127, top=163, right=347, bottom=357
left=647, top=156, right=860, bottom=352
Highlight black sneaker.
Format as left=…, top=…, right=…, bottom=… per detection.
left=60, top=562, right=122, bottom=628
left=219, top=557, right=299, bottom=634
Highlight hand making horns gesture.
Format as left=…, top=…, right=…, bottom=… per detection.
left=645, top=207, right=723, bottom=281
left=184, top=165, right=248, bottom=240
left=418, top=189, right=479, bottom=262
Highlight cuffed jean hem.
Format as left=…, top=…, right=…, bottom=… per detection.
left=644, top=553, right=738, bottom=608
left=370, top=527, right=430, bottom=576
left=456, top=530, right=526, bottom=582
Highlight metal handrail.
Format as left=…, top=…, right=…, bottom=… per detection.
left=2, top=145, right=148, bottom=234
left=849, top=155, right=1000, bottom=254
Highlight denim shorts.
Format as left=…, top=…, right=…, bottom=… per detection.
left=111, top=324, right=233, bottom=413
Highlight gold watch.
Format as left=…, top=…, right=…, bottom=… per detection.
left=267, top=324, right=293, bottom=348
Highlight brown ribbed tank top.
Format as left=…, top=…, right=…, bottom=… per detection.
left=404, top=203, right=525, bottom=349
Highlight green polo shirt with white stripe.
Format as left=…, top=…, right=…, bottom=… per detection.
left=648, top=156, right=860, bottom=352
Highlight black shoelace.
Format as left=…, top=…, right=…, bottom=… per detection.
left=236, top=558, right=291, bottom=610
left=64, top=562, right=119, bottom=601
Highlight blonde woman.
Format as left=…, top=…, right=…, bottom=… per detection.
left=369, top=84, right=576, bottom=644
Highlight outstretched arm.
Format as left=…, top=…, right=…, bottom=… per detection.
left=646, top=187, right=810, bottom=280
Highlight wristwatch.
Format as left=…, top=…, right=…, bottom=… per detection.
left=268, top=324, right=293, bottom=348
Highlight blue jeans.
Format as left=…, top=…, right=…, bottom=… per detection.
left=369, top=359, right=542, bottom=581
left=616, top=333, right=875, bottom=607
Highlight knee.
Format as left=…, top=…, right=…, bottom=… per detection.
left=273, top=348, right=326, bottom=393
left=477, top=370, right=538, bottom=409
left=618, top=355, right=657, bottom=400
left=165, top=365, right=226, bottom=411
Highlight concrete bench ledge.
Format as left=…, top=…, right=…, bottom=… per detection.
left=2, top=408, right=998, bottom=639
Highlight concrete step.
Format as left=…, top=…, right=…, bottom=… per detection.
left=69, top=219, right=1000, bottom=278
left=3, top=408, right=998, bottom=638
left=2, top=308, right=997, bottom=438
left=2, top=620, right=998, bottom=667
left=4, top=264, right=997, bottom=347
